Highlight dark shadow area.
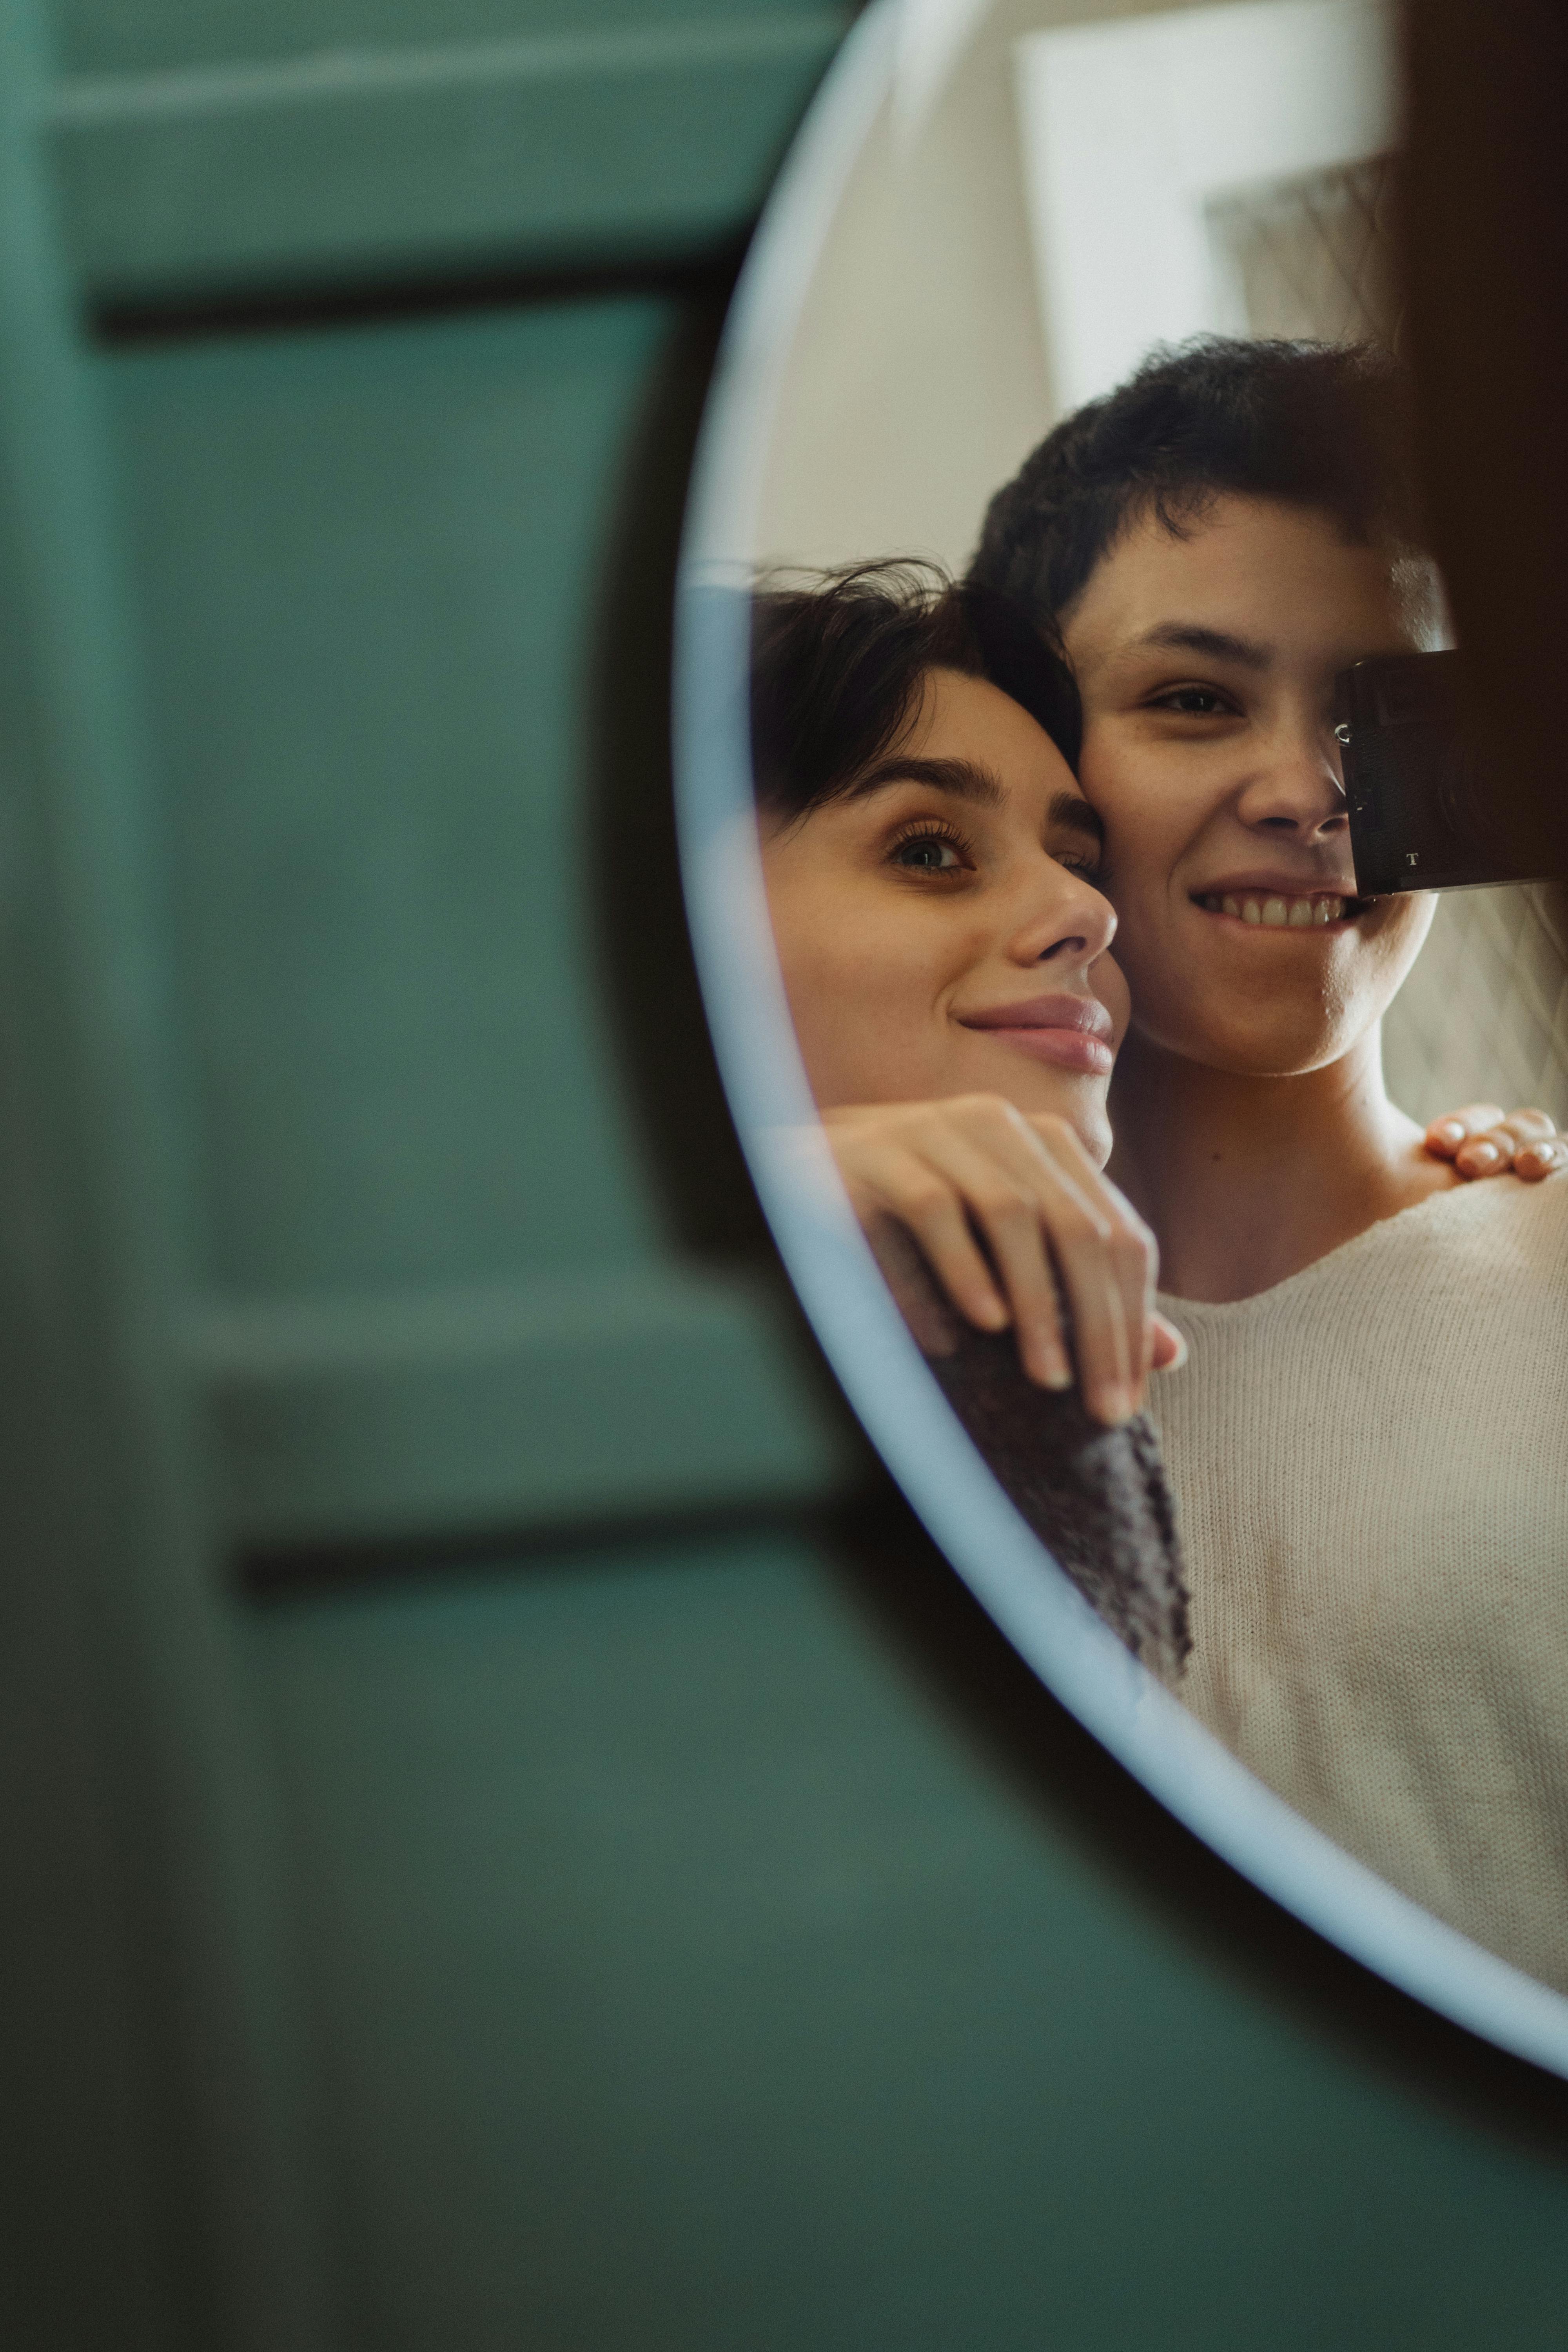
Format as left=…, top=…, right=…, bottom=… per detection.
left=238, top=1492, right=826, bottom=1601
left=89, top=245, right=753, bottom=350
left=1405, top=0, right=1568, bottom=881
left=585, top=261, right=777, bottom=1266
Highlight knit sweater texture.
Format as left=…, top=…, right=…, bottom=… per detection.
left=1151, top=1175, right=1568, bottom=1992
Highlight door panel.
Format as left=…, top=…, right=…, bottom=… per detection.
left=109, top=299, right=678, bottom=1298
left=102, top=297, right=848, bottom=1551
left=252, top=1531, right=1568, bottom=2352
left=57, top=0, right=842, bottom=76
left=5, top=0, right=1566, bottom=2342
left=51, top=14, right=848, bottom=307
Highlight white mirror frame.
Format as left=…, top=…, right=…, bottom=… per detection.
left=672, top=0, right=1568, bottom=2077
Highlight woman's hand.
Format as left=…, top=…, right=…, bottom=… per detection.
left=1424, top=1103, right=1566, bottom=1180
left=819, top=1095, right=1183, bottom=1426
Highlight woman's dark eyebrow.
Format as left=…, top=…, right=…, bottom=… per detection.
left=846, top=754, right=1005, bottom=807
left=844, top=760, right=1101, bottom=846
left=1137, top=621, right=1271, bottom=670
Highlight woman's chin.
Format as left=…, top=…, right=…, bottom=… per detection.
left=1074, top=1101, right=1115, bottom=1170
left=1123, top=1003, right=1372, bottom=1081
left=962, top=1057, right=1115, bottom=1165
left=966, top=1048, right=1112, bottom=1115
left=801, top=1051, right=1113, bottom=1164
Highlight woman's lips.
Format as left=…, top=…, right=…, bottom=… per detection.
left=982, top=1029, right=1116, bottom=1073
left=957, top=994, right=1117, bottom=1076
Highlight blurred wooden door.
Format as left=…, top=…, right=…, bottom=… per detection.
left=5, top=2, right=1568, bottom=2348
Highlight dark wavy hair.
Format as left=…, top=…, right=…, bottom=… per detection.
left=969, top=337, right=1428, bottom=622
left=750, top=559, right=1081, bottom=824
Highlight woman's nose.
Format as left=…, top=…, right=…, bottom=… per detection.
left=1007, top=863, right=1118, bottom=967
left=1235, top=718, right=1348, bottom=840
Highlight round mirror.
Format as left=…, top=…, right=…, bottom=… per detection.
left=675, top=0, right=1568, bottom=2071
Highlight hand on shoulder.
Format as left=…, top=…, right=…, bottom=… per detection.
left=1423, top=1103, right=1566, bottom=1182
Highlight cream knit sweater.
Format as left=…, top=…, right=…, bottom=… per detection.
left=1151, top=1176, right=1568, bottom=1992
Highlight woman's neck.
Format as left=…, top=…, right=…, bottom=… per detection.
left=1106, top=1025, right=1459, bottom=1303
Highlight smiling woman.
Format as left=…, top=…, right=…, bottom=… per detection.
left=1075, top=489, right=1453, bottom=1287
left=973, top=346, right=1461, bottom=1293
left=961, top=336, right=1568, bottom=1990
left=752, top=560, right=1191, bottom=1665
left=755, top=578, right=1120, bottom=1123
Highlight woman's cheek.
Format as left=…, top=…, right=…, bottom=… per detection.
left=770, top=929, right=847, bottom=1096
left=792, top=944, right=899, bottom=1105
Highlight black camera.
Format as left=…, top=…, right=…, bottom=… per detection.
left=1335, top=650, right=1555, bottom=895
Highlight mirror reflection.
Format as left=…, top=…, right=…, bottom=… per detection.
left=726, top=0, right=1568, bottom=2000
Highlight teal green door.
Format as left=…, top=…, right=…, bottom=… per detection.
left=3, top=2, right=1567, bottom=2347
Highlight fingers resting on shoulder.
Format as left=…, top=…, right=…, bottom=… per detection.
left=1424, top=1102, right=1566, bottom=1181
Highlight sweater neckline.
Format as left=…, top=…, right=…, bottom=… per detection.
left=1156, top=1172, right=1517, bottom=1318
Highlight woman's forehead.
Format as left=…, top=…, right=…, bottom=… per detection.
left=915, top=666, right=1077, bottom=783
left=1063, top=496, right=1420, bottom=675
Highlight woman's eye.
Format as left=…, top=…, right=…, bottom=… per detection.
left=1153, top=684, right=1234, bottom=717
left=889, top=832, right=966, bottom=872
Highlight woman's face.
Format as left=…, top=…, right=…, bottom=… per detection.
left=1063, top=495, right=1436, bottom=1076
left=760, top=665, right=1130, bottom=1164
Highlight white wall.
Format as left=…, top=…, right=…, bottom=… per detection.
left=753, top=0, right=1232, bottom=577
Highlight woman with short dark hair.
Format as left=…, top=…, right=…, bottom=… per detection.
left=751, top=558, right=1192, bottom=1671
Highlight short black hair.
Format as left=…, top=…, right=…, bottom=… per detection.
left=750, top=559, right=1080, bottom=825
left=969, top=337, right=1427, bottom=622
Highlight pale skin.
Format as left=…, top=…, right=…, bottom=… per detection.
left=1061, top=494, right=1561, bottom=1298
left=762, top=666, right=1168, bottom=1426
left=761, top=591, right=1557, bottom=1419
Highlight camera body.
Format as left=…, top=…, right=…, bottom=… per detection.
left=1336, top=650, right=1553, bottom=895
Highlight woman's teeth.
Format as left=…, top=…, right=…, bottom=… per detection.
left=1199, top=892, right=1348, bottom=928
